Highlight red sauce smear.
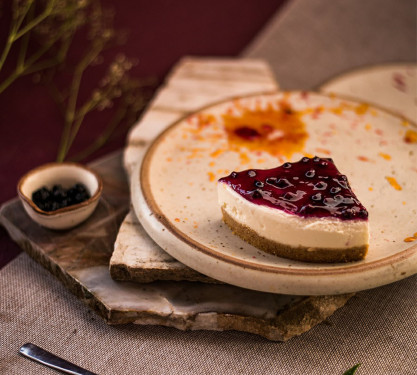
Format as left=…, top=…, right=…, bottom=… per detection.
left=219, top=157, right=368, bottom=220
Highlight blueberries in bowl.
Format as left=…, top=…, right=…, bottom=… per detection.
left=32, top=183, right=91, bottom=212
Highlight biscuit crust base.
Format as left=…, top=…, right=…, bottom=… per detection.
left=221, top=207, right=368, bottom=263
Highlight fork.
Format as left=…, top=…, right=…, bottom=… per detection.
left=19, top=343, right=98, bottom=375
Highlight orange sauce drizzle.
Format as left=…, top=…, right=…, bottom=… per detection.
left=210, top=149, right=224, bottom=158
left=315, top=148, right=331, bottom=155
left=222, top=101, right=308, bottom=159
left=385, top=176, right=402, bottom=191
left=355, top=103, right=369, bottom=115
left=404, top=129, right=417, bottom=144
left=404, top=232, right=417, bottom=243
left=378, top=152, right=391, bottom=160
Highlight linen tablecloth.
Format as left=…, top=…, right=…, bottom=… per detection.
left=2, top=0, right=416, bottom=373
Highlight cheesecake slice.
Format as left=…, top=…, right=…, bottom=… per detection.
left=218, top=157, right=369, bottom=263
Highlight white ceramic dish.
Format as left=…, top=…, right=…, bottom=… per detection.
left=132, top=91, right=417, bottom=295
left=320, top=63, right=417, bottom=122
left=18, top=162, right=102, bottom=230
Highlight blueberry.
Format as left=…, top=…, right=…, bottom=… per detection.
left=42, top=202, right=52, bottom=211
left=311, top=193, right=322, bottom=201
left=358, top=209, right=368, bottom=218
left=341, top=209, right=354, bottom=219
left=299, top=204, right=315, bottom=215
left=230, top=172, right=238, bottom=178
left=32, top=187, right=50, bottom=203
left=330, top=187, right=341, bottom=194
left=252, top=190, right=262, bottom=199
left=51, top=201, right=60, bottom=211
left=334, top=178, right=348, bottom=189
left=305, top=169, right=315, bottom=178
left=52, top=185, right=66, bottom=201
left=314, top=182, right=327, bottom=190
left=277, top=178, right=292, bottom=188
left=247, top=170, right=257, bottom=178
left=31, top=182, right=90, bottom=211
left=267, top=177, right=292, bottom=189
left=254, top=180, right=264, bottom=188
left=282, top=162, right=292, bottom=168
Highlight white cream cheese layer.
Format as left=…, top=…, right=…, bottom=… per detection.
left=218, top=182, right=369, bottom=249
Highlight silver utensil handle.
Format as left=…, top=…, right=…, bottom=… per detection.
left=19, top=343, right=98, bottom=375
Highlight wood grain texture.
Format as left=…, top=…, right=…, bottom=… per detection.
left=114, top=57, right=278, bottom=283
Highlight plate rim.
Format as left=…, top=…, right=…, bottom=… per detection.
left=318, top=62, right=417, bottom=121
left=317, top=61, right=417, bottom=91
left=139, top=90, right=417, bottom=278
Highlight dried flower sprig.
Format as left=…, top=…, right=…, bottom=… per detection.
left=56, top=53, right=153, bottom=162
left=0, top=0, right=154, bottom=162
left=0, top=0, right=89, bottom=94
left=52, top=2, right=153, bottom=162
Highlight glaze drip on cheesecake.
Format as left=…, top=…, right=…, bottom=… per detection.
left=218, top=157, right=369, bottom=263
left=219, top=156, right=368, bottom=221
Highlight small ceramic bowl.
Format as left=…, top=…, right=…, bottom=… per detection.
left=17, top=162, right=103, bottom=230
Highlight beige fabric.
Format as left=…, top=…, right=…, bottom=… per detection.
left=244, top=0, right=417, bottom=90
left=1, top=254, right=416, bottom=374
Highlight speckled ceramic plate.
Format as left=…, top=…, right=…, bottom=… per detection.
left=320, top=63, right=417, bottom=122
left=132, top=91, right=417, bottom=295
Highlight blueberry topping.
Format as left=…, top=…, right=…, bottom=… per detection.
left=218, top=156, right=368, bottom=220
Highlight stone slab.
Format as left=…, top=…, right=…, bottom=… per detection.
left=0, top=151, right=352, bottom=341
